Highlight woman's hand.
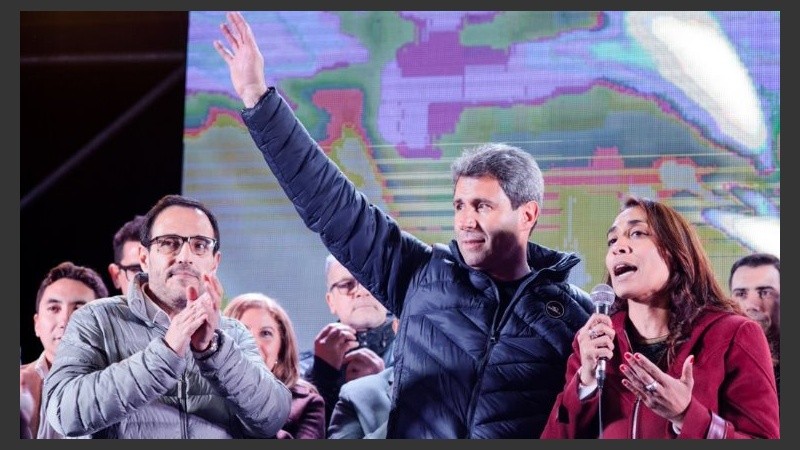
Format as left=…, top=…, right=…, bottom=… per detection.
left=621, top=353, right=695, bottom=429
left=577, top=313, right=615, bottom=386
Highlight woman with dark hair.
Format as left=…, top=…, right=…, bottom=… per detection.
left=542, top=196, right=779, bottom=439
left=223, top=293, right=325, bottom=439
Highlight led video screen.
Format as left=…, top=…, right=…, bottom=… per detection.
left=184, top=11, right=779, bottom=347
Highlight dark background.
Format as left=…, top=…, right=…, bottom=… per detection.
left=20, top=12, right=190, bottom=362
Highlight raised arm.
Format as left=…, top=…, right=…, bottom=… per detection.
left=212, top=11, right=433, bottom=317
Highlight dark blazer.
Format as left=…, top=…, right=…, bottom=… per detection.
left=328, top=367, right=394, bottom=439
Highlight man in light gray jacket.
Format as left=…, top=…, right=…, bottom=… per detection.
left=43, top=194, right=292, bottom=438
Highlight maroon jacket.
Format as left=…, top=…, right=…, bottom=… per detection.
left=541, top=309, right=779, bottom=439
left=277, top=382, right=326, bottom=439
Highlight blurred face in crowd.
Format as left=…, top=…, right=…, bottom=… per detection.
left=35, top=279, right=98, bottom=364
left=606, top=206, right=670, bottom=306
left=326, top=259, right=387, bottom=331
left=239, top=306, right=282, bottom=370
left=731, top=264, right=780, bottom=333
left=141, top=205, right=220, bottom=317
left=110, top=240, right=143, bottom=296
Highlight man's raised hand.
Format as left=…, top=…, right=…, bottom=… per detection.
left=213, top=11, right=268, bottom=108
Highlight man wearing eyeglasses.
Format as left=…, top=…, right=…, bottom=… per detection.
left=108, top=214, right=146, bottom=296
left=299, top=254, right=398, bottom=431
left=43, top=194, right=291, bottom=438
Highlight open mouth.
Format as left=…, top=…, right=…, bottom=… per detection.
left=613, top=263, right=637, bottom=277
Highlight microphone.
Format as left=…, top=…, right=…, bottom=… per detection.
left=590, top=284, right=615, bottom=388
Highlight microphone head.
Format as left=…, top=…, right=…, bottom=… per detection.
left=590, top=283, right=615, bottom=308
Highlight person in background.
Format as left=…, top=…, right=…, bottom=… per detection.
left=728, top=252, right=780, bottom=399
left=42, top=194, right=291, bottom=438
left=541, top=196, right=779, bottom=439
left=214, top=12, right=593, bottom=438
left=224, top=292, right=326, bottom=439
left=327, top=364, right=394, bottom=439
left=299, top=254, right=398, bottom=430
left=21, top=388, right=34, bottom=439
left=107, top=214, right=146, bottom=297
left=20, top=261, right=108, bottom=439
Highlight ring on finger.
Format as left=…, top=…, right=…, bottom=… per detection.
left=644, top=381, right=659, bottom=393
left=589, top=329, right=598, bottom=340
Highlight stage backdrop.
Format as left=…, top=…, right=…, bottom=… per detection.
left=183, top=11, right=780, bottom=350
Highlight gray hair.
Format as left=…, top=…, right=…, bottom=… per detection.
left=451, top=143, right=544, bottom=209
left=324, top=253, right=339, bottom=278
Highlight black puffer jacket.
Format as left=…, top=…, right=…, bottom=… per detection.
left=242, top=88, right=593, bottom=438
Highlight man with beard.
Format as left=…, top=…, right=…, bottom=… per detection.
left=214, top=11, right=593, bottom=438
left=42, top=194, right=291, bottom=438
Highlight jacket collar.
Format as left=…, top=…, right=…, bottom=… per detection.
left=447, top=239, right=580, bottom=281
left=127, top=272, right=169, bottom=328
left=611, top=307, right=733, bottom=376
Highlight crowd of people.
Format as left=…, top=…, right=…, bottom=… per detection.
left=21, top=11, right=780, bottom=440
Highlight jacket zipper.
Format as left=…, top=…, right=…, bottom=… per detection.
left=465, top=279, right=502, bottom=437
left=465, top=271, right=541, bottom=437
left=180, top=372, right=189, bottom=438
left=620, top=329, right=641, bottom=439
left=631, top=396, right=642, bottom=439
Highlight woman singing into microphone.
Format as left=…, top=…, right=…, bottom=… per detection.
left=541, top=196, right=779, bottom=439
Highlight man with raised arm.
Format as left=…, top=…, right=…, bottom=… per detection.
left=215, top=12, right=592, bottom=438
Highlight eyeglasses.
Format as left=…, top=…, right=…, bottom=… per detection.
left=328, top=278, right=363, bottom=295
left=117, top=263, right=142, bottom=280
left=147, top=234, right=217, bottom=256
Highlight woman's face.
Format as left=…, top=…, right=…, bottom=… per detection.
left=606, top=206, right=670, bottom=304
left=239, top=307, right=282, bottom=370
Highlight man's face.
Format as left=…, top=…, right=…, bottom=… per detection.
left=453, top=175, right=534, bottom=279
left=34, top=278, right=98, bottom=364
left=141, top=205, right=220, bottom=316
left=111, top=240, right=142, bottom=296
left=731, top=264, right=780, bottom=334
left=325, top=260, right=387, bottom=331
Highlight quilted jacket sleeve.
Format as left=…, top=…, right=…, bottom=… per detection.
left=195, top=318, right=292, bottom=438
left=540, top=334, right=600, bottom=439
left=43, top=305, right=186, bottom=437
left=241, top=88, right=431, bottom=316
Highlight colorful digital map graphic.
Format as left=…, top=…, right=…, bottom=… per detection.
left=183, top=11, right=779, bottom=346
